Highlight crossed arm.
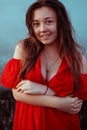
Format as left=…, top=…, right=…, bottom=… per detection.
left=12, top=79, right=82, bottom=114
left=12, top=42, right=83, bottom=114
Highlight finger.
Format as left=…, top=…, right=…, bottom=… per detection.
left=72, top=103, right=82, bottom=113
left=16, top=82, right=23, bottom=88
left=17, top=85, right=27, bottom=92
left=20, top=89, right=24, bottom=93
left=16, top=88, right=24, bottom=93
left=23, top=90, right=30, bottom=94
left=74, top=103, right=82, bottom=109
left=71, top=108, right=80, bottom=114
left=72, top=100, right=82, bottom=109
left=74, top=100, right=83, bottom=107
left=69, top=95, right=79, bottom=99
left=73, top=97, right=79, bottom=101
left=73, top=97, right=82, bottom=104
left=16, top=80, right=27, bottom=88
left=16, top=87, right=22, bottom=92
left=21, top=80, right=29, bottom=84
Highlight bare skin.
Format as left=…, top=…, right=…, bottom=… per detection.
left=12, top=88, right=82, bottom=114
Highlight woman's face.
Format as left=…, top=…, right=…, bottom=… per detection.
left=32, top=6, right=58, bottom=45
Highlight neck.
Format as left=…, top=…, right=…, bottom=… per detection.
left=43, top=44, right=59, bottom=59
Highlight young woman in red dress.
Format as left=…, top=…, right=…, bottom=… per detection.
left=1, top=0, right=87, bottom=130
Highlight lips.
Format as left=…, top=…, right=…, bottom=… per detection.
left=40, top=35, right=49, bottom=41
left=40, top=33, right=51, bottom=38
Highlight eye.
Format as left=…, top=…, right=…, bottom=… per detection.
left=33, top=22, right=40, bottom=28
left=46, top=20, right=53, bottom=25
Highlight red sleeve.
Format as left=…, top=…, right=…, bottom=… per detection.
left=1, top=58, right=21, bottom=89
left=74, top=74, right=87, bottom=100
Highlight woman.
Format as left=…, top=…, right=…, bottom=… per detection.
left=1, top=0, right=87, bottom=130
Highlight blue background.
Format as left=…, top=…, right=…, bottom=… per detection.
left=0, top=0, right=87, bottom=69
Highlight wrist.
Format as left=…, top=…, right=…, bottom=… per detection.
left=43, top=85, right=48, bottom=95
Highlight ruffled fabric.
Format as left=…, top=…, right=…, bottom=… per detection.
left=74, top=74, right=87, bottom=100
left=1, top=58, right=21, bottom=88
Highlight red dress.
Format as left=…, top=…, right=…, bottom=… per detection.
left=1, top=56, right=87, bottom=130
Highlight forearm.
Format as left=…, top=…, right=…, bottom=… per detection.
left=12, top=89, right=57, bottom=108
left=12, top=89, right=82, bottom=114
left=16, top=80, right=56, bottom=96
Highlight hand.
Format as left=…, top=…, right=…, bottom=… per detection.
left=16, top=80, right=46, bottom=95
left=56, top=96, right=83, bottom=114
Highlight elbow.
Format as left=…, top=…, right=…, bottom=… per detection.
left=12, top=89, right=18, bottom=100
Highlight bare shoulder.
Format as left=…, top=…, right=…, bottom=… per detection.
left=81, top=55, right=87, bottom=74
left=13, top=40, right=25, bottom=60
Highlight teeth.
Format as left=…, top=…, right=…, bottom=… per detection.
left=41, top=34, right=50, bottom=37
left=41, top=35, right=48, bottom=38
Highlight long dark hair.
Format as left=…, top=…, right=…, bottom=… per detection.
left=20, top=0, right=83, bottom=89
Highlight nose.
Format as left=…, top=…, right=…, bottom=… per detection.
left=40, top=23, right=47, bottom=32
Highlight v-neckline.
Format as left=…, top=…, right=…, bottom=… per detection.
left=38, top=55, right=64, bottom=83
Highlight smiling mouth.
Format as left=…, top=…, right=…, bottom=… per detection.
left=40, top=33, right=51, bottom=38
left=40, top=35, right=49, bottom=40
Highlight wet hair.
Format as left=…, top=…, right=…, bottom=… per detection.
left=20, top=0, right=83, bottom=89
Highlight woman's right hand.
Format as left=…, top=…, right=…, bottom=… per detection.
left=56, top=96, right=83, bottom=114
left=16, top=80, right=56, bottom=95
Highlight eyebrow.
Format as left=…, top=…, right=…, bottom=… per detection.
left=33, top=17, right=55, bottom=22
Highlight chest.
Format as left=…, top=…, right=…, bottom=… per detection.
left=26, top=57, right=75, bottom=96
left=40, top=55, right=62, bottom=82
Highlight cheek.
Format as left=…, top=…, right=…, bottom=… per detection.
left=52, top=27, right=58, bottom=36
left=54, top=24, right=57, bottom=32
left=50, top=23, right=57, bottom=32
left=33, top=29, right=40, bottom=41
left=33, top=28, right=39, bottom=37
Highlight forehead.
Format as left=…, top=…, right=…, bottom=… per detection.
left=33, top=6, right=57, bottom=20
